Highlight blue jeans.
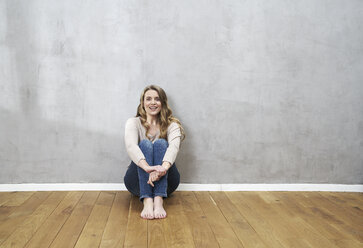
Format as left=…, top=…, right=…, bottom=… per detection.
left=124, top=139, right=180, bottom=201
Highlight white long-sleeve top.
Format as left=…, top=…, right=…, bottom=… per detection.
left=124, top=117, right=181, bottom=165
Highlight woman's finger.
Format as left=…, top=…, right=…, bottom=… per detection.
left=148, top=178, right=154, bottom=187
left=148, top=173, right=155, bottom=186
left=152, top=175, right=158, bottom=182
left=157, top=170, right=165, bottom=178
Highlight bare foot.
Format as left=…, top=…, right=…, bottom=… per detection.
left=154, top=196, right=167, bottom=219
left=141, top=198, right=154, bottom=219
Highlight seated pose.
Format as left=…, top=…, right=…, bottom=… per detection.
left=124, top=85, right=185, bottom=219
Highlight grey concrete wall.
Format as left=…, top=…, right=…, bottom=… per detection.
left=1, top=0, right=362, bottom=184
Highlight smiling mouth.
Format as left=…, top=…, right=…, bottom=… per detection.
left=149, top=107, right=158, bottom=110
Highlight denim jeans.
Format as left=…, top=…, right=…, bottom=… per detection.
left=124, top=139, right=180, bottom=201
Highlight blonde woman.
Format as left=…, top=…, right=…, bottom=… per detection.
left=124, top=85, right=185, bottom=219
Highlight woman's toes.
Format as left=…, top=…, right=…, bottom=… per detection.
left=141, top=209, right=154, bottom=219
left=153, top=196, right=167, bottom=219
left=141, top=198, right=154, bottom=219
left=154, top=208, right=167, bottom=219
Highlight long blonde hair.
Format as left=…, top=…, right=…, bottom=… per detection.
left=136, top=85, right=185, bottom=141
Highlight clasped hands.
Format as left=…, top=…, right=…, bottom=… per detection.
left=145, top=165, right=167, bottom=187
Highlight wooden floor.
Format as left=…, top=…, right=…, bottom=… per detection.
left=0, top=191, right=362, bottom=248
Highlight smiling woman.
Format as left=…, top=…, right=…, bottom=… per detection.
left=123, top=85, right=185, bottom=220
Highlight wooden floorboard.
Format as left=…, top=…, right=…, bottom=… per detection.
left=123, top=196, right=147, bottom=248
left=179, top=191, right=219, bottom=248
left=1, top=192, right=67, bottom=248
left=210, top=191, right=268, bottom=248
left=49, top=191, right=100, bottom=248
left=226, top=191, right=286, bottom=248
left=99, top=191, right=131, bottom=248
left=25, top=191, right=84, bottom=248
left=0, top=191, right=361, bottom=248
left=194, top=191, right=243, bottom=248
left=161, top=192, right=195, bottom=248
left=0, top=191, right=51, bottom=245
left=74, top=191, right=115, bottom=248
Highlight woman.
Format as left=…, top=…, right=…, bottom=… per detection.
left=124, top=85, right=185, bottom=219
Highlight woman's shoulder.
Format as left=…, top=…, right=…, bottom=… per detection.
left=167, top=121, right=180, bottom=131
left=126, top=117, right=141, bottom=126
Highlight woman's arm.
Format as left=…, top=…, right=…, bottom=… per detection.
left=125, top=118, right=154, bottom=172
left=162, top=122, right=181, bottom=166
left=162, top=161, right=171, bottom=170
left=138, top=159, right=155, bottom=173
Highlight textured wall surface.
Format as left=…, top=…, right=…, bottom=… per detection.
left=1, top=0, right=362, bottom=184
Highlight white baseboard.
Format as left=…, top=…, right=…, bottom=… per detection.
left=177, top=183, right=363, bottom=192
left=0, top=183, right=362, bottom=192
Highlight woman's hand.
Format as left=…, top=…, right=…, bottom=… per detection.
left=144, top=166, right=156, bottom=173
left=153, top=165, right=167, bottom=177
left=147, top=164, right=169, bottom=186
left=147, top=171, right=160, bottom=187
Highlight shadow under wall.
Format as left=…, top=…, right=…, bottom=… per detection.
left=0, top=106, right=199, bottom=184
left=0, top=107, right=130, bottom=184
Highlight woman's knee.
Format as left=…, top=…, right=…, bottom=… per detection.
left=153, top=138, right=168, bottom=149
left=139, top=139, right=153, bottom=150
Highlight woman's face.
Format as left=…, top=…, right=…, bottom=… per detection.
left=143, top=89, right=162, bottom=117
